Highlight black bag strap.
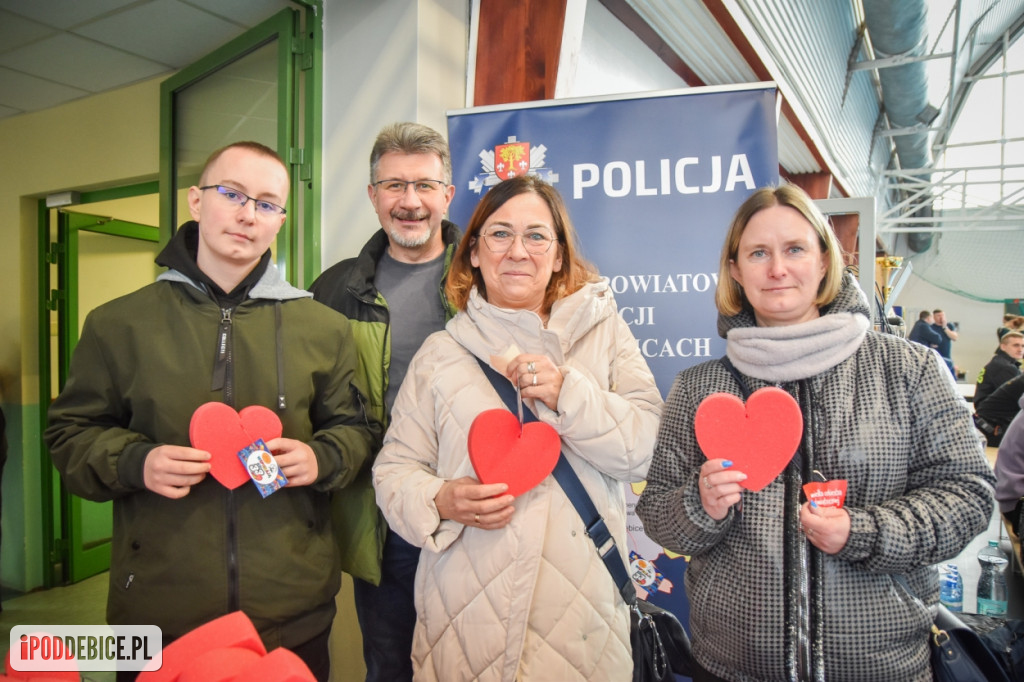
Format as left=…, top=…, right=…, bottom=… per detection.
left=719, top=355, right=752, bottom=399
left=475, top=358, right=637, bottom=605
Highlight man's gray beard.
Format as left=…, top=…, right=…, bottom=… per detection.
left=387, top=223, right=434, bottom=248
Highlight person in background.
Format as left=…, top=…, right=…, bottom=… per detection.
left=931, top=308, right=959, bottom=377
left=45, top=141, right=381, bottom=682
left=373, top=175, right=663, bottom=681
left=636, top=184, right=994, bottom=682
left=907, top=309, right=941, bottom=349
left=997, top=313, right=1018, bottom=341
left=975, top=374, right=1024, bottom=448
left=310, top=122, right=460, bottom=681
left=994, top=392, right=1024, bottom=540
left=974, top=330, right=1024, bottom=409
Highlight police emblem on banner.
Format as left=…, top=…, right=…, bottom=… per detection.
left=468, top=136, right=559, bottom=194
left=494, top=141, right=530, bottom=179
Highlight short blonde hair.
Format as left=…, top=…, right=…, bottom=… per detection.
left=200, top=141, right=285, bottom=185
left=715, top=184, right=845, bottom=317
left=1000, top=330, right=1024, bottom=345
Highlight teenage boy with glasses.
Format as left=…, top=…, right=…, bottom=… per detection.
left=46, top=141, right=381, bottom=682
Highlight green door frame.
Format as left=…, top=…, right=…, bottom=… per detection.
left=159, top=1, right=322, bottom=287
left=57, top=212, right=161, bottom=584
left=37, top=181, right=162, bottom=587
left=37, top=0, right=323, bottom=586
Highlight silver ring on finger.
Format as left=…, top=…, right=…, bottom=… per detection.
left=532, top=374, right=538, bottom=386
left=703, top=476, right=713, bottom=489
left=475, top=513, right=480, bottom=524
left=527, top=361, right=536, bottom=374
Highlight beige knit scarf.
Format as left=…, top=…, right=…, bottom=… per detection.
left=725, top=312, right=870, bottom=383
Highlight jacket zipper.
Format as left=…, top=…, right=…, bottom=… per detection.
left=227, top=491, right=239, bottom=611
left=211, top=307, right=235, bottom=405
left=211, top=305, right=240, bottom=610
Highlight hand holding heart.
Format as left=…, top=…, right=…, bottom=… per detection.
left=264, top=438, right=318, bottom=487
left=503, top=353, right=563, bottom=412
left=143, top=444, right=211, bottom=499
left=698, top=459, right=748, bottom=521
left=434, top=476, right=515, bottom=530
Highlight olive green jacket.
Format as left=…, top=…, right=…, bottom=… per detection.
left=310, top=221, right=460, bottom=584
left=45, top=260, right=382, bottom=649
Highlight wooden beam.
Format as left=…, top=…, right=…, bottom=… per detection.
left=474, top=0, right=568, bottom=106
left=786, top=172, right=832, bottom=199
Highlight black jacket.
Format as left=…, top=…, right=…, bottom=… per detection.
left=977, top=375, right=1024, bottom=427
left=974, top=348, right=1022, bottom=409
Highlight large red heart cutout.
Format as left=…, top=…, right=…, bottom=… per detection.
left=189, top=403, right=283, bottom=490
left=468, top=409, right=561, bottom=497
left=137, top=611, right=315, bottom=682
left=694, top=387, right=802, bottom=492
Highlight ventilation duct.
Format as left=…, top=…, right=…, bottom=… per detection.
left=861, top=0, right=935, bottom=252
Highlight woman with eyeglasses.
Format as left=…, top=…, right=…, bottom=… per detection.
left=373, top=175, right=663, bottom=681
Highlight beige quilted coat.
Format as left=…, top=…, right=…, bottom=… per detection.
left=374, top=280, right=663, bottom=681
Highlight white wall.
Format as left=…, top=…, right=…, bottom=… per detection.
left=318, top=0, right=691, bottom=270
left=566, top=0, right=687, bottom=97
left=897, top=273, right=1005, bottom=384
left=320, top=0, right=469, bottom=268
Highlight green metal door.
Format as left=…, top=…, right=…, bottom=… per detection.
left=54, top=211, right=161, bottom=583
left=160, top=4, right=322, bottom=287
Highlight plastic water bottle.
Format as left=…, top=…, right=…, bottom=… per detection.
left=939, top=564, right=963, bottom=612
left=976, top=540, right=1009, bottom=616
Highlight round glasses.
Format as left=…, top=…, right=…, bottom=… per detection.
left=480, top=228, right=557, bottom=255
left=372, top=179, right=448, bottom=195
left=199, top=185, right=287, bottom=217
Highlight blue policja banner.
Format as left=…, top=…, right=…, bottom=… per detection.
left=447, top=84, right=779, bottom=647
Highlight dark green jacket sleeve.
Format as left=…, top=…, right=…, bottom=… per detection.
left=307, top=313, right=384, bottom=492
left=45, top=313, right=155, bottom=501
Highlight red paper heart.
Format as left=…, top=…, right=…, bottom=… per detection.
left=468, top=409, right=561, bottom=497
left=694, top=387, right=802, bottom=492
left=136, top=611, right=314, bottom=682
left=189, top=403, right=283, bottom=490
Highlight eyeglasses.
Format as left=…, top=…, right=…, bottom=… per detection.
left=372, top=179, right=448, bottom=195
left=199, top=185, right=287, bottom=216
left=480, top=228, right=557, bottom=255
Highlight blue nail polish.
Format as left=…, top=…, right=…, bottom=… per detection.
left=722, top=460, right=733, bottom=468
left=810, top=500, right=818, bottom=509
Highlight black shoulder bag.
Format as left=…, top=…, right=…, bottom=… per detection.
left=476, top=358, right=692, bottom=682
left=894, top=575, right=1011, bottom=682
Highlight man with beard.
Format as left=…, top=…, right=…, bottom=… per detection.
left=310, top=122, right=459, bottom=682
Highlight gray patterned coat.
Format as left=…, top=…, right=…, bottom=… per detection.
left=636, top=277, right=995, bottom=681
